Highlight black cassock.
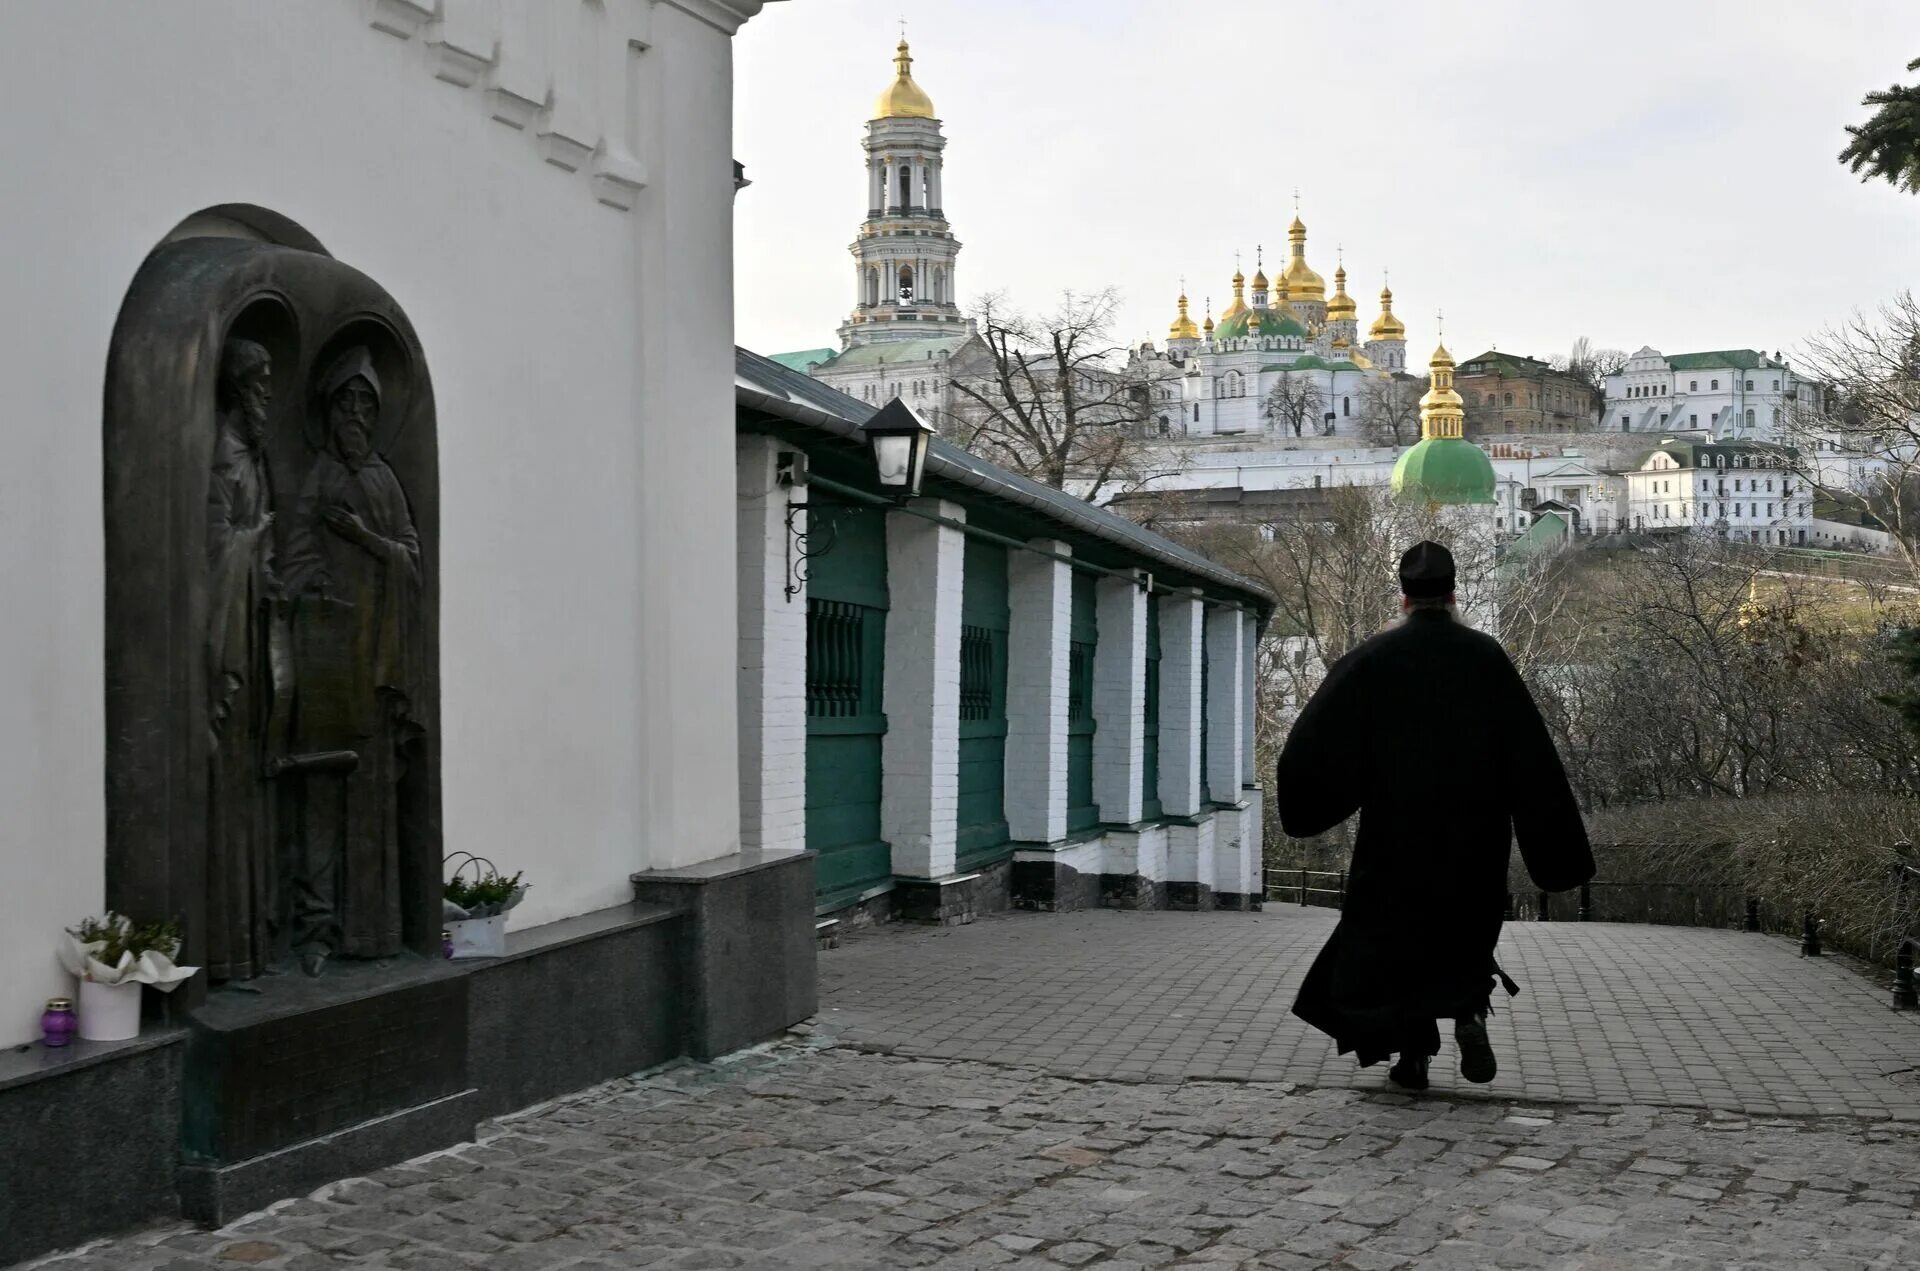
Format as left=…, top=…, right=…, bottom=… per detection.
left=1276, top=608, right=1593, bottom=1066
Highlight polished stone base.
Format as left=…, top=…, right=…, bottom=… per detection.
left=632, top=849, right=818, bottom=1061
left=5, top=856, right=816, bottom=1265
left=179, top=1088, right=479, bottom=1225
left=0, top=1031, right=185, bottom=1266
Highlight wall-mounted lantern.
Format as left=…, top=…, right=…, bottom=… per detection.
left=775, top=398, right=936, bottom=602
left=863, top=398, right=934, bottom=500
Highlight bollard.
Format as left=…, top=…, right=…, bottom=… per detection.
left=1895, top=941, right=1918, bottom=1010
left=1801, top=912, right=1823, bottom=957
left=1745, top=897, right=1761, bottom=932
left=1300, top=867, right=1309, bottom=908
left=1579, top=883, right=1592, bottom=922
left=1538, top=890, right=1550, bottom=923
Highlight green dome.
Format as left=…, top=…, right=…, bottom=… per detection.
left=1214, top=305, right=1307, bottom=340
left=1391, top=438, right=1496, bottom=505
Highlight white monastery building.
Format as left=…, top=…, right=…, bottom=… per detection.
left=1624, top=439, right=1814, bottom=544
left=1604, top=347, right=1823, bottom=442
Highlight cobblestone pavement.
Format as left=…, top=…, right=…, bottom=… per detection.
left=820, top=908, right=1920, bottom=1119
left=29, top=1041, right=1920, bottom=1270
left=24, top=909, right=1920, bottom=1270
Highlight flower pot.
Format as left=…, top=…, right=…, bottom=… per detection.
left=446, top=914, right=508, bottom=959
left=77, top=978, right=142, bottom=1042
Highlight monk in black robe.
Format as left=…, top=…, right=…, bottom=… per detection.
left=1276, top=541, right=1592, bottom=1090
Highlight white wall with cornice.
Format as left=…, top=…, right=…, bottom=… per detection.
left=0, top=0, right=765, bottom=1042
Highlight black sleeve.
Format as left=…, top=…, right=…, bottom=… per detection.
left=1501, top=657, right=1594, bottom=892
left=1273, top=649, right=1367, bottom=839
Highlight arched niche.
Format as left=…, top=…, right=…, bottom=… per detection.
left=103, top=219, right=441, bottom=1001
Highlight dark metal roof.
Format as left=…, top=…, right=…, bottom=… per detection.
left=735, top=346, right=1274, bottom=611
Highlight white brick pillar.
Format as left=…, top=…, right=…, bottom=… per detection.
left=1157, top=591, right=1205, bottom=817
left=880, top=499, right=966, bottom=879
left=734, top=436, right=806, bottom=853
left=1092, top=574, right=1146, bottom=825
left=1206, top=603, right=1248, bottom=801
left=1005, top=540, right=1072, bottom=843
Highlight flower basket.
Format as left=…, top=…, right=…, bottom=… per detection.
left=443, top=853, right=527, bottom=960
left=59, top=912, right=199, bottom=1042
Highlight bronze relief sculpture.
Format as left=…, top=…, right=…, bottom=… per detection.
left=277, top=348, right=424, bottom=975
left=204, top=338, right=278, bottom=980
left=105, top=236, right=441, bottom=998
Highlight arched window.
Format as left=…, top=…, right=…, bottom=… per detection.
left=864, top=268, right=879, bottom=307
left=1711, top=379, right=1720, bottom=390
left=898, top=165, right=912, bottom=210
left=1504, top=392, right=1513, bottom=407
left=1342, top=396, right=1350, bottom=416
left=1745, top=408, right=1755, bottom=427
left=897, top=265, right=914, bottom=303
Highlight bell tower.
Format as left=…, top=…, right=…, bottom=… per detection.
left=839, top=40, right=974, bottom=348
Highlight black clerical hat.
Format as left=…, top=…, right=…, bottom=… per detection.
left=1398, top=540, right=1455, bottom=599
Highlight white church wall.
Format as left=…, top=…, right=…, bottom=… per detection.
left=0, top=0, right=755, bottom=1042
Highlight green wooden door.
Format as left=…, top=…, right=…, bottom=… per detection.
left=1141, top=598, right=1161, bottom=821
left=1198, top=638, right=1212, bottom=807
left=956, top=539, right=1010, bottom=870
left=1067, top=571, right=1098, bottom=832
left=805, top=501, right=890, bottom=910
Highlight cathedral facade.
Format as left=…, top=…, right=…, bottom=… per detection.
left=1134, top=225, right=1412, bottom=441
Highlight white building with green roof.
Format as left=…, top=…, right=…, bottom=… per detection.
left=1604, top=346, right=1822, bottom=442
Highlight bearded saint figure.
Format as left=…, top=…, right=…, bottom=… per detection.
left=279, top=347, right=423, bottom=975
left=205, top=338, right=279, bottom=980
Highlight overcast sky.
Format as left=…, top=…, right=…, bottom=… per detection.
left=734, top=0, right=1920, bottom=369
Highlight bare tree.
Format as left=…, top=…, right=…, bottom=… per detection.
left=946, top=288, right=1178, bottom=503
left=1553, top=336, right=1629, bottom=422
left=1262, top=371, right=1324, bottom=439
left=1787, top=291, right=1920, bottom=580
left=1360, top=373, right=1425, bottom=446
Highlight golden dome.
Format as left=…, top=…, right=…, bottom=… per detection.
left=1202, top=311, right=1215, bottom=334
left=1168, top=292, right=1200, bottom=341
left=1327, top=264, right=1357, bottom=321
left=1252, top=269, right=1269, bottom=292
left=1219, top=267, right=1249, bottom=323
left=1281, top=213, right=1325, bottom=300
left=1369, top=282, right=1406, bottom=340
left=873, top=40, right=936, bottom=119
left=1418, top=342, right=1465, bottom=440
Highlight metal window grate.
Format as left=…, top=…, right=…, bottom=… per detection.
left=960, top=624, right=994, bottom=722
left=806, top=600, right=865, bottom=717
left=1068, top=641, right=1094, bottom=724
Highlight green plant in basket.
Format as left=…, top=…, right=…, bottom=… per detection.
left=444, top=869, right=525, bottom=915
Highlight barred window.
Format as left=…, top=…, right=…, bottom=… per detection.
left=959, top=625, right=994, bottom=722
left=806, top=601, right=866, bottom=718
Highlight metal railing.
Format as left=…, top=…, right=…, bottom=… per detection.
left=1263, top=867, right=1346, bottom=909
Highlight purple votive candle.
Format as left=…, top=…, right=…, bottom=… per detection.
left=41, top=997, right=77, bottom=1048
